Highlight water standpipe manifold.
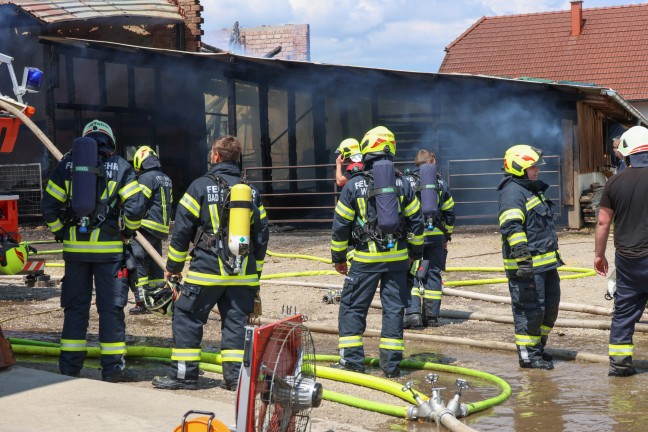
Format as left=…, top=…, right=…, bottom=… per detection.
left=404, top=373, right=470, bottom=423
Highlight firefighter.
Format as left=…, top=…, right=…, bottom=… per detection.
left=152, top=135, right=269, bottom=391
left=611, top=135, right=627, bottom=173
left=403, top=150, right=455, bottom=329
left=498, top=144, right=563, bottom=370
left=331, top=126, right=424, bottom=378
left=41, top=119, right=145, bottom=381
left=595, top=125, right=648, bottom=377
left=129, top=146, right=173, bottom=315
left=335, top=138, right=364, bottom=187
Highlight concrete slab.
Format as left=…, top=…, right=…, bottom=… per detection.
left=0, top=366, right=236, bottom=432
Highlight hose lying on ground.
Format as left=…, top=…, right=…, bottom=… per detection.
left=8, top=337, right=503, bottom=430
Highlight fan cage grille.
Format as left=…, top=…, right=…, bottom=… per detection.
left=253, top=321, right=317, bottom=432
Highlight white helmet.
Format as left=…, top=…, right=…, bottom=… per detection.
left=617, top=126, right=648, bottom=157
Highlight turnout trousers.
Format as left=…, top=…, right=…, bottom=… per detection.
left=508, top=269, right=560, bottom=365
left=131, top=231, right=164, bottom=301
left=170, top=283, right=256, bottom=388
left=609, top=252, right=648, bottom=369
left=406, top=242, right=447, bottom=322
left=59, top=260, right=129, bottom=379
left=338, top=267, right=408, bottom=375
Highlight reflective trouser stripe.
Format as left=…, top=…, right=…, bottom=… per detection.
left=338, top=335, right=363, bottom=348
left=540, top=325, right=552, bottom=337
left=60, top=339, right=87, bottom=352
left=171, top=348, right=202, bottom=361
left=515, top=334, right=541, bottom=347
left=220, top=349, right=244, bottom=363
left=379, top=338, right=404, bottom=351
left=423, top=290, right=442, bottom=300
left=100, top=342, right=127, bottom=355
left=609, top=344, right=634, bottom=357
left=410, top=287, right=422, bottom=297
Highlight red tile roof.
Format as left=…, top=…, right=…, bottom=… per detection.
left=439, top=3, right=648, bottom=101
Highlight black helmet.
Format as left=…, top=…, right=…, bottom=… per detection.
left=142, top=283, right=175, bottom=317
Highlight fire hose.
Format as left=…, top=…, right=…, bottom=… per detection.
left=8, top=337, right=503, bottom=431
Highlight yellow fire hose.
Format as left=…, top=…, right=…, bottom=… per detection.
left=8, top=337, right=505, bottom=431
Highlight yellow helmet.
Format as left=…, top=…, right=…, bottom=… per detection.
left=617, top=126, right=648, bottom=157
left=336, top=138, right=361, bottom=160
left=133, top=146, right=157, bottom=171
left=359, top=126, right=396, bottom=157
left=503, top=144, right=545, bottom=177
left=0, top=242, right=28, bottom=275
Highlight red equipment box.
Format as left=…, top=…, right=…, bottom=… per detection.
left=0, top=105, right=35, bottom=153
left=0, top=195, right=20, bottom=242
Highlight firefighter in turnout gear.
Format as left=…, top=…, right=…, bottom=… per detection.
left=129, top=146, right=173, bottom=315
left=498, top=144, right=563, bottom=370
left=41, top=119, right=145, bottom=381
left=335, top=138, right=364, bottom=187
left=331, top=126, right=424, bottom=378
left=403, top=150, right=455, bottom=329
left=595, top=125, right=648, bottom=377
left=152, top=135, right=269, bottom=391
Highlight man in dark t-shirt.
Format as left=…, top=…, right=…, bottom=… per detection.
left=595, top=125, right=648, bottom=377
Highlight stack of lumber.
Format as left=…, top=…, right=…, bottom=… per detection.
left=580, top=182, right=604, bottom=225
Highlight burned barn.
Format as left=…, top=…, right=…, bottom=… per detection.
left=0, top=4, right=645, bottom=229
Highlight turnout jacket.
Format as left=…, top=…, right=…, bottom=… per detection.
left=41, top=152, right=144, bottom=262
left=138, top=168, right=173, bottom=239
left=497, top=176, right=563, bottom=278
left=166, top=161, right=269, bottom=287
left=405, top=169, right=455, bottom=244
left=331, top=166, right=424, bottom=273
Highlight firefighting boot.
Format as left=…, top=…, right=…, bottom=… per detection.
left=404, top=313, right=424, bottom=330
left=129, top=301, right=150, bottom=315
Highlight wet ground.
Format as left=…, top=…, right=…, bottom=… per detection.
left=4, top=227, right=648, bottom=431
left=9, top=326, right=648, bottom=432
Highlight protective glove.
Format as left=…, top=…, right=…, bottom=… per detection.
left=122, top=229, right=136, bottom=242
left=516, top=259, right=534, bottom=278
left=54, top=231, right=64, bottom=243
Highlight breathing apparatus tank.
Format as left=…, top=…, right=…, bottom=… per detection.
left=371, top=159, right=399, bottom=248
left=419, top=163, right=439, bottom=230
left=228, top=183, right=253, bottom=274
left=71, top=137, right=100, bottom=233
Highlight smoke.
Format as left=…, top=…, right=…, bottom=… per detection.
left=438, top=78, right=564, bottom=160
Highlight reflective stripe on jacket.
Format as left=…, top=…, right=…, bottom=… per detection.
left=41, top=152, right=145, bottom=263
left=138, top=168, right=173, bottom=239
left=331, top=164, right=424, bottom=273
left=166, top=161, right=269, bottom=286
left=497, top=176, right=563, bottom=277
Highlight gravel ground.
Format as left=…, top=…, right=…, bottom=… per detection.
left=0, top=224, right=618, bottom=431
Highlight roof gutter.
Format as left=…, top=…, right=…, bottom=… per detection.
left=603, top=89, right=648, bottom=127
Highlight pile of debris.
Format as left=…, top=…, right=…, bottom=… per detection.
left=580, top=182, right=604, bottom=225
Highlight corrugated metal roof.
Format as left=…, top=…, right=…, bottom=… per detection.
left=39, top=35, right=648, bottom=126
left=439, top=3, right=648, bottom=102
left=2, top=0, right=184, bottom=24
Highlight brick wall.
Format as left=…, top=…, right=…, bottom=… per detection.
left=174, top=0, right=203, bottom=52
left=208, top=24, right=310, bottom=61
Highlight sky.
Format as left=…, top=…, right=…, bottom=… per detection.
left=201, top=0, right=647, bottom=73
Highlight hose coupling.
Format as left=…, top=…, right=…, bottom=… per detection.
left=446, top=378, right=470, bottom=418
left=322, top=288, right=341, bottom=304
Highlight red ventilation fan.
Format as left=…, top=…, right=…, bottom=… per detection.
left=236, top=314, right=323, bottom=432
